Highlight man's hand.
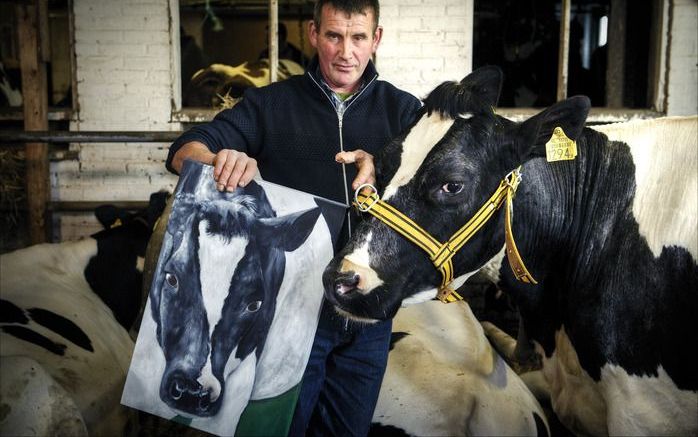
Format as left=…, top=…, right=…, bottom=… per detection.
left=336, top=150, right=375, bottom=190
left=213, top=149, right=258, bottom=191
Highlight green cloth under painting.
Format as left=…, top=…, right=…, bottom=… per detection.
left=235, top=383, right=301, bottom=436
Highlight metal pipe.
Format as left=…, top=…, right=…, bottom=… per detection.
left=0, top=131, right=183, bottom=144
left=557, top=0, right=571, bottom=101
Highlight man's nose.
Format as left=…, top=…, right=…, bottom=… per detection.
left=339, top=38, right=353, bottom=59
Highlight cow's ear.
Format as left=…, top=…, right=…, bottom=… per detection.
left=94, top=205, right=124, bottom=229
left=515, top=95, right=590, bottom=160
left=257, top=207, right=322, bottom=252
left=460, top=65, right=503, bottom=108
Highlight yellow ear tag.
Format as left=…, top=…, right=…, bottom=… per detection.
left=545, top=126, right=577, bottom=162
left=110, top=218, right=123, bottom=229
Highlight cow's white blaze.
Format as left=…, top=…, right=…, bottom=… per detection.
left=341, top=231, right=384, bottom=292
left=197, top=359, right=221, bottom=402
left=383, top=112, right=456, bottom=200
left=197, top=221, right=247, bottom=382
left=593, top=117, right=697, bottom=259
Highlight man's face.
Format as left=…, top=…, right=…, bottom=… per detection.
left=309, top=4, right=382, bottom=94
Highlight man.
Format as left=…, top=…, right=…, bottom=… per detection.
left=166, top=0, right=421, bottom=435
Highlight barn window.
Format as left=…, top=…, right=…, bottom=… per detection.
left=0, top=0, right=74, bottom=120
left=473, top=0, right=662, bottom=112
left=178, top=0, right=314, bottom=111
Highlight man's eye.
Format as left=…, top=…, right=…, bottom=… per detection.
left=441, top=182, right=464, bottom=194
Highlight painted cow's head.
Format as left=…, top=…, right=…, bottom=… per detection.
left=149, top=164, right=321, bottom=417
left=323, top=66, right=589, bottom=322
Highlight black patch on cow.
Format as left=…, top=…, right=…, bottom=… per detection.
left=0, top=299, right=29, bottom=324
left=1, top=325, right=67, bottom=356
left=85, top=191, right=167, bottom=331
left=534, top=412, right=549, bottom=437
left=368, top=423, right=411, bottom=437
left=389, top=331, right=410, bottom=351
left=27, top=308, right=93, bottom=352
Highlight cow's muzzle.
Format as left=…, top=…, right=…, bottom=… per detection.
left=161, top=372, right=222, bottom=417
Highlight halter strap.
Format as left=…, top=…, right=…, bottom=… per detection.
left=354, top=168, right=536, bottom=303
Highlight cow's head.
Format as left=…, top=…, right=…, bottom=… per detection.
left=323, top=66, right=590, bottom=322
left=149, top=169, right=321, bottom=417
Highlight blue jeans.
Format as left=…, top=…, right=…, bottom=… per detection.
left=289, top=300, right=392, bottom=437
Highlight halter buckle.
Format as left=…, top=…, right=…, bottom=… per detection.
left=503, top=167, right=522, bottom=191
left=354, top=183, right=379, bottom=212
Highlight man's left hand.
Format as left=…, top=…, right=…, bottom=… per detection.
left=336, top=150, right=375, bottom=190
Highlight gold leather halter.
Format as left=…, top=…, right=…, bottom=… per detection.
left=353, top=168, right=537, bottom=303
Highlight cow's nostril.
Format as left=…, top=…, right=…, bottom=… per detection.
left=171, top=381, right=184, bottom=400
left=335, top=273, right=360, bottom=295
left=199, top=392, right=210, bottom=411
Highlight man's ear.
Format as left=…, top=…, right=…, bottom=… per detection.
left=308, top=20, right=319, bottom=48
left=372, top=25, right=383, bottom=52
left=515, top=95, right=591, bottom=160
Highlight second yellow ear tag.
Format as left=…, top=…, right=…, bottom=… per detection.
left=545, top=126, right=577, bottom=162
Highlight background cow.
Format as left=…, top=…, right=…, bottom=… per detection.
left=371, top=300, right=549, bottom=436
left=0, top=193, right=167, bottom=436
left=183, top=59, right=304, bottom=108
left=323, top=66, right=697, bottom=435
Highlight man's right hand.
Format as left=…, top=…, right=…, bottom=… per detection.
left=212, top=149, right=258, bottom=191
left=171, top=141, right=258, bottom=191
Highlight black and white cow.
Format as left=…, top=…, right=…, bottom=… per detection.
left=372, top=299, right=549, bottom=436
left=142, top=162, right=323, bottom=422
left=0, top=193, right=167, bottom=436
left=323, top=66, right=697, bottom=435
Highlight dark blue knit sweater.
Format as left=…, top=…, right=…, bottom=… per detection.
left=166, top=57, right=421, bottom=246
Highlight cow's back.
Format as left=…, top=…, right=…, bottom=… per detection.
left=0, top=240, right=135, bottom=436
left=592, top=116, right=697, bottom=259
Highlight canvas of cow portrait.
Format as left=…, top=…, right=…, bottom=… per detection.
left=121, top=160, right=345, bottom=436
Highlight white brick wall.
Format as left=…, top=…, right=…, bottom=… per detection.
left=377, top=0, right=473, bottom=99
left=50, top=0, right=695, bottom=241
left=666, top=0, right=698, bottom=115
left=55, top=0, right=180, bottom=240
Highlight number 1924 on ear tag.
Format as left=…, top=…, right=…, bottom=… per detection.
left=545, top=126, right=577, bottom=162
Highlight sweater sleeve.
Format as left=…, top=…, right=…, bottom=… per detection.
left=165, top=88, right=264, bottom=174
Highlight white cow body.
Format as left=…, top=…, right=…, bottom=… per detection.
left=374, top=300, right=548, bottom=436
left=0, top=240, right=136, bottom=436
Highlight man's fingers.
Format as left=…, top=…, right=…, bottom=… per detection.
left=341, top=149, right=374, bottom=190
left=212, top=150, right=257, bottom=191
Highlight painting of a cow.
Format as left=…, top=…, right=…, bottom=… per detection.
left=122, top=160, right=344, bottom=436
left=1, top=193, right=167, bottom=436
left=323, top=66, right=697, bottom=435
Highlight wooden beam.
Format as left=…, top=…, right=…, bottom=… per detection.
left=269, top=0, right=278, bottom=83
left=606, top=0, right=627, bottom=108
left=17, top=0, right=49, bottom=244
left=556, top=0, right=571, bottom=101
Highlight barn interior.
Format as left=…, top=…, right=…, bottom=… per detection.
left=0, top=0, right=695, bottom=435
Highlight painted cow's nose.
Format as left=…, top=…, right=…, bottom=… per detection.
left=166, top=375, right=218, bottom=416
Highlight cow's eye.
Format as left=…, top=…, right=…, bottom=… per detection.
left=165, top=272, right=178, bottom=289
left=246, top=301, right=262, bottom=313
left=441, top=182, right=464, bottom=194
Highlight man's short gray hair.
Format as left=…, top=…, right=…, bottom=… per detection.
left=313, top=0, right=380, bottom=33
